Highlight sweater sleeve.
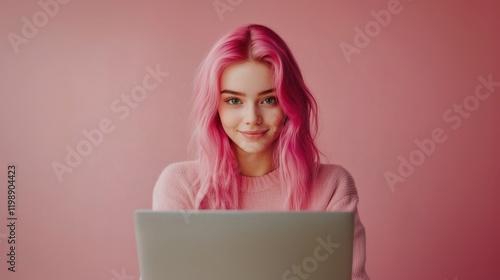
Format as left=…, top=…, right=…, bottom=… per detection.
left=152, top=163, right=196, bottom=210
left=326, top=166, right=370, bottom=280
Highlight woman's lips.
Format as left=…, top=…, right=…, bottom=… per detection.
left=239, top=130, right=268, bottom=140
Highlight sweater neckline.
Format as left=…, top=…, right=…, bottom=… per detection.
left=240, top=167, right=281, bottom=193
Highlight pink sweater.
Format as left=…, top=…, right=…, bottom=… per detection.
left=152, top=161, right=370, bottom=280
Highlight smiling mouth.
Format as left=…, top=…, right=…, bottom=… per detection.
left=239, top=130, right=268, bottom=140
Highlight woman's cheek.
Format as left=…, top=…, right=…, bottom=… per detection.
left=269, top=109, right=285, bottom=125
left=220, top=110, right=238, bottom=128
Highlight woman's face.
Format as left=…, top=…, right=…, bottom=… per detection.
left=218, top=60, right=285, bottom=157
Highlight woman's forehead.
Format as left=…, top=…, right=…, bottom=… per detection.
left=220, top=61, right=274, bottom=94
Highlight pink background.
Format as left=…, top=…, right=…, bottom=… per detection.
left=1, top=0, right=499, bottom=279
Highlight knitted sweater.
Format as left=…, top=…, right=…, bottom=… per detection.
left=152, top=161, right=370, bottom=280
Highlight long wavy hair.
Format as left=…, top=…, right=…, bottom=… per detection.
left=190, top=24, right=321, bottom=210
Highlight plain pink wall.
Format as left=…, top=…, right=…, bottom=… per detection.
left=1, top=0, right=499, bottom=279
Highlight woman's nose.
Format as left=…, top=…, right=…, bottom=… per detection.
left=244, top=105, right=262, bottom=125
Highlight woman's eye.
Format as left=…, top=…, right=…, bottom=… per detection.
left=225, top=98, right=241, bottom=105
left=262, top=97, right=277, bottom=105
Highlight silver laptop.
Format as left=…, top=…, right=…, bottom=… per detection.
left=134, top=210, right=354, bottom=280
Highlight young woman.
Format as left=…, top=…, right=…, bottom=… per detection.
left=152, top=24, right=370, bottom=280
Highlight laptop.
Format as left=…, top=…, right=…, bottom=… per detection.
left=134, top=210, right=354, bottom=280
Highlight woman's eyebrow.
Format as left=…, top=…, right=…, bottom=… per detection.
left=220, top=89, right=275, bottom=96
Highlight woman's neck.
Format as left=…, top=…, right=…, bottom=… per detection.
left=234, top=146, right=275, bottom=177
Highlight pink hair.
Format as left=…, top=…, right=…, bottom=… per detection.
left=190, top=24, right=321, bottom=210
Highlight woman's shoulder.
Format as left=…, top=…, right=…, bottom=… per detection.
left=152, top=161, right=200, bottom=210
left=158, top=160, right=200, bottom=183
left=315, top=162, right=357, bottom=196
left=317, top=163, right=354, bottom=181
left=161, top=160, right=199, bottom=173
